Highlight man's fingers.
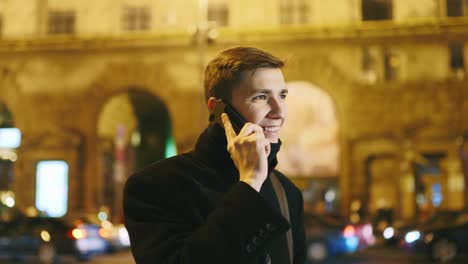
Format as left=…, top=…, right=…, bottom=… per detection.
left=221, top=113, right=237, bottom=143
left=239, top=122, right=263, bottom=137
left=264, top=138, right=271, bottom=156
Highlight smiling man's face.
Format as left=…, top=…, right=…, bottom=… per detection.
left=230, top=67, right=288, bottom=143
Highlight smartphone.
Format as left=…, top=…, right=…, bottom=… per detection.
left=209, top=99, right=246, bottom=134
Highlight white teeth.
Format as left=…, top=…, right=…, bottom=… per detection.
left=263, top=126, right=280, bottom=132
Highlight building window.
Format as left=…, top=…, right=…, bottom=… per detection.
left=447, top=0, right=468, bottom=16
left=48, top=10, right=75, bottom=34
left=298, top=0, right=310, bottom=24
left=384, top=47, right=400, bottom=81
left=122, top=6, right=151, bottom=31
left=280, top=0, right=310, bottom=25
left=208, top=3, right=229, bottom=27
left=361, top=46, right=400, bottom=83
left=449, top=43, right=466, bottom=80
left=362, top=0, right=393, bottom=20
left=362, top=47, right=378, bottom=83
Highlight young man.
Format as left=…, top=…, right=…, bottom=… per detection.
left=123, top=47, right=305, bottom=264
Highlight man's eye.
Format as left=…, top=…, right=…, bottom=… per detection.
left=252, top=95, right=267, bottom=101
left=280, top=93, right=288, bottom=99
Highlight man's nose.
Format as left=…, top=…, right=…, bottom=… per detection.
left=267, top=97, right=286, bottom=119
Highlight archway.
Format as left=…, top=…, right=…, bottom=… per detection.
left=276, top=81, right=340, bottom=212
left=96, top=89, right=175, bottom=221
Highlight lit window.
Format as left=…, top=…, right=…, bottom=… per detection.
left=36, top=160, right=69, bottom=217
left=280, top=0, right=310, bottom=25
left=208, top=3, right=229, bottom=27
left=122, top=6, right=151, bottom=31
left=48, top=10, right=75, bottom=34
left=362, top=0, right=393, bottom=21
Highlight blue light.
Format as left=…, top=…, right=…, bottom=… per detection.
left=345, top=236, right=359, bottom=251
left=405, top=230, right=421, bottom=244
left=432, top=183, right=442, bottom=207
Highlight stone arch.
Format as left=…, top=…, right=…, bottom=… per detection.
left=80, top=60, right=203, bottom=213
left=282, top=54, right=356, bottom=212
left=277, top=81, right=340, bottom=178
left=351, top=138, right=400, bottom=218
left=276, top=80, right=341, bottom=213
left=87, top=61, right=203, bottom=150
left=96, top=86, right=175, bottom=221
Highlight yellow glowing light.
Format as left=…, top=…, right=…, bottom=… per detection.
left=71, top=228, right=87, bottom=240
left=40, top=230, right=51, bottom=242
left=101, top=220, right=113, bottom=229
left=98, top=228, right=111, bottom=239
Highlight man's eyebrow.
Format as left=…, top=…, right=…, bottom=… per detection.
left=251, top=88, right=289, bottom=94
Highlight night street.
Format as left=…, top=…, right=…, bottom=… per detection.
left=1, top=1, right=468, bottom=264
left=2, top=244, right=468, bottom=264
left=331, top=245, right=468, bottom=264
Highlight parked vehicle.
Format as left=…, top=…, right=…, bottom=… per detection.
left=385, top=209, right=462, bottom=245
left=401, top=209, right=468, bottom=262
left=69, top=213, right=130, bottom=253
left=304, top=212, right=359, bottom=263
left=0, top=204, right=108, bottom=263
left=97, top=221, right=130, bottom=252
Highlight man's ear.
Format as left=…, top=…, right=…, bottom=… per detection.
left=207, top=97, right=217, bottom=112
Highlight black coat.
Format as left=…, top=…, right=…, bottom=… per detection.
left=123, top=125, right=306, bottom=264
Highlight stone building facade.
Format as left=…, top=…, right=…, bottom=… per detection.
left=0, top=0, right=467, bottom=222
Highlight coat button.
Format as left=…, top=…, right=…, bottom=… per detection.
left=258, top=227, right=266, bottom=236
left=245, top=243, right=255, bottom=254
left=265, top=223, right=275, bottom=231
left=252, top=235, right=260, bottom=246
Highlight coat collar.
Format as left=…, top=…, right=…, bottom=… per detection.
left=193, top=124, right=280, bottom=186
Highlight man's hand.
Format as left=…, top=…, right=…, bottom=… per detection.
left=222, top=113, right=271, bottom=192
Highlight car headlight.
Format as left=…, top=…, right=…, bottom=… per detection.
left=405, top=230, right=421, bottom=244
left=383, top=227, right=394, bottom=239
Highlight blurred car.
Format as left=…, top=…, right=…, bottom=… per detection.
left=98, top=221, right=130, bottom=252
left=401, top=209, right=468, bottom=262
left=384, top=209, right=462, bottom=245
left=352, top=221, right=375, bottom=248
left=304, top=212, right=359, bottom=263
left=0, top=205, right=109, bottom=263
left=69, top=213, right=130, bottom=253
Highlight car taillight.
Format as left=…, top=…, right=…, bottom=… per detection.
left=343, top=225, right=355, bottom=238
left=70, top=228, right=88, bottom=240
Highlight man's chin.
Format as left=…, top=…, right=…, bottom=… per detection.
left=267, top=137, right=279, bottom=144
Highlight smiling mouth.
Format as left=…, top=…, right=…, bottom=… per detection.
left=263, top=126, right=280, bottom=132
